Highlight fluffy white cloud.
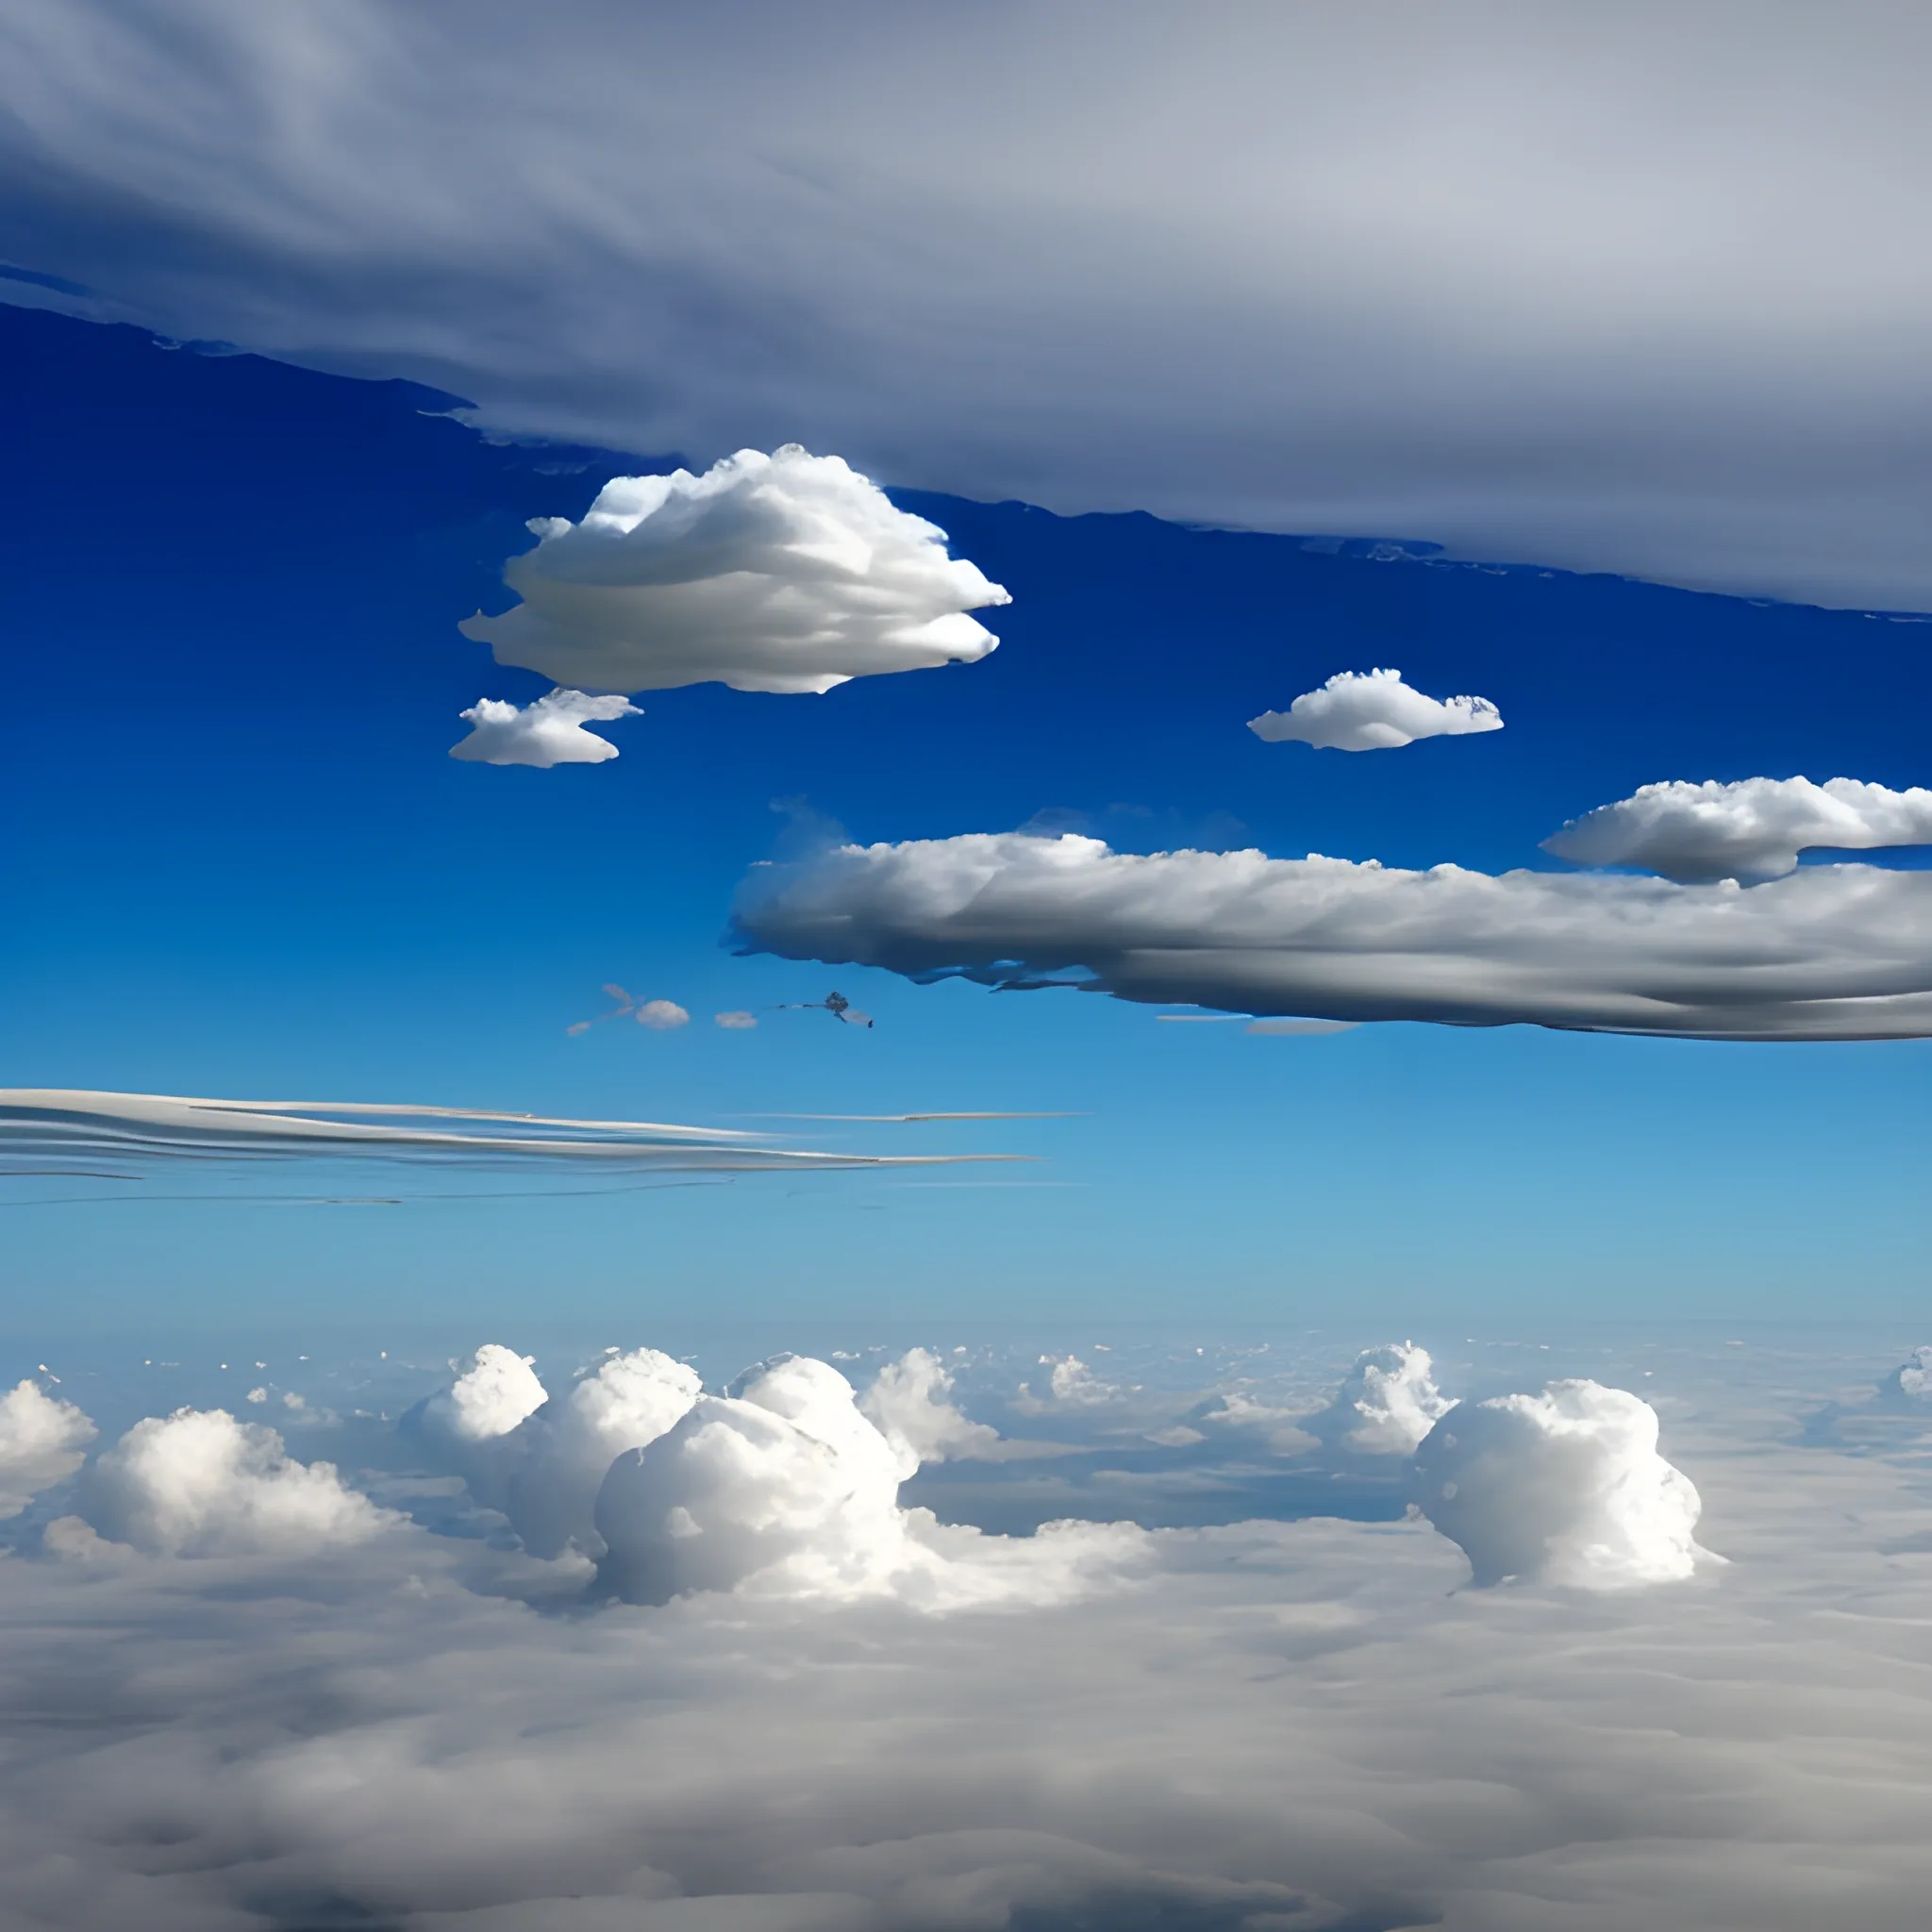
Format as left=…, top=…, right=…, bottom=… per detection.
left=1877, top=1345, right=1932, bottom=1407
left=419, top=1345, right=548, bottom=1444
left=1544, top=775, right=1932, bottom=884
left=0, top=1379, right=95, bottom=1518
left=458, top=448, right=1009, bottom=696
left=448, top=687, right=641, bottom=767
left=1305, top=1342, right=1456, bottom=1457
left=1410, top=1379, right=1710, bottom=1588
left=633, top=999, right=689, bottom=1031
left=81, top=1407, right=394, bottom=1557
left=732, top=830, right=1932, bottom=1040
left=859, top=1348, right=1000, bottom=1469
left=1248, top=668, right=1503, bottom=753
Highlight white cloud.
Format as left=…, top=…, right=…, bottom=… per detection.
left=1410, top=1379, right=1711, bottom=1588
left=81, top=1407, right=395, bottom=1556
left=0, top=1379, right=95, bottom=1518
left=1877, top=1345, right=1932, bottom=1407
left=458, top=448, right=1009, bottom=696
left=1544, top=775, right=1932, bottom=883
left=17, top=8, right=1932, bottom=607
left=633, top=1000, right=689, bottom=1031
left=420, top=1345, right=548, bottom=1445
left=859, top=1348, right=1000, bottom=1469
left=731, top=830, right=1932, bottom=1040
left=1305, top=1342, right=1456, bottom=1457
left=712, top=1009, right=758, bottom=1029
left=448, top=688, right=641, bottom=767
left=1248, top=668, right=1502, bottom=753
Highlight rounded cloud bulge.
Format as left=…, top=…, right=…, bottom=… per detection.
left=1248, top=668, right=1503, bottom=753
left=459, top=446, right=1010, bottom=697
left=449, top=687, right=641, bottom=767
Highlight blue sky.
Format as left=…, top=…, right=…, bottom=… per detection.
left=6, top=300, right=1928, bottom=1334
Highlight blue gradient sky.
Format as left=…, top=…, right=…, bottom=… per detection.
left=6, top=302, right=1929, bottom=1333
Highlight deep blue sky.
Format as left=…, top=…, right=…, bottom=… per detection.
left=5, top=302, right=1928, bottom=1335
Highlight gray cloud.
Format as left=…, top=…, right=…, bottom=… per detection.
left=730, top=831, right=1932, bottom=1040
left=6, top=5, right=1932, bottom=608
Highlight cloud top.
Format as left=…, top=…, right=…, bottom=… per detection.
left=1305, top=1343, right=1456, bottom=1456
left=449, top=687, right=641, bottom=767
left=860, top=1348, right=1000, bottom=1469
left=459, top=447, right=1010, bottom=696
left=0, top=1380, right=96, bottom=1519
left=732, top=831, right=1932, bottom=1040
left=1410, top=1379, right=1709, bottom=1588
left=1544, top=775, right=1932, bottom=883
left=1249, top=668, right=1502, bottom=753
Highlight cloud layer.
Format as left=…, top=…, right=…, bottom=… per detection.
left=732, top=831, right=1932, bottom=1040
left=459, top=448, right=1009, bottom=695
left=11, top=6, right=1932, bottom=607
left=449, top=688, right=641, bottom=767
left=1544, top=775, right=1932, bottom=883
left=1410, top=1379, right=1710, bottom=1588
left=1248, top=669, right=1503, bottom=753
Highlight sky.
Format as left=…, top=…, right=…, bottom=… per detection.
left=5, top=16, right=1932, bottom=1932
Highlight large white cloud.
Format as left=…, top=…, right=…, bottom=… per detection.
left=458, top=449, right=1009, bottom=696
left=448, top=688, right=641, bottom=767
left=9, top=6, right=1932, bottom=608
left=1249, top=669, right=1503, bottom=753
left=1544, top=775, right=1932, bottom=884
left=0, top=1379, right=95, bottom=1518
left=80, top=1407, right=395, bottom=1557
left=732, top=830, right=1932, bottom=1040
left=1410, top=1379, right=1710, bottom=1589
left=1304, top=1343, right=1456, bottom=1457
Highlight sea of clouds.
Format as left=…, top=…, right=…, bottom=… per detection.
left=3, top=1324, right=1932, bottom=1929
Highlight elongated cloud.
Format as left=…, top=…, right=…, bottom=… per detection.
left=1544, top=775, right=1932, bottom=883
left=731, top=831, right=1932, bottom=1041
left=0, top=1381, right=95, bottom=1518
left=0, top=1089, right=1017, bottom=1190
left=1249, top=669, right=1502, bottom=753
left=1409, top=1380, right=1709, bottom=1589
left=459, top=448, right=1009, bottom=696
left=449, top=687, right=641, bottom=767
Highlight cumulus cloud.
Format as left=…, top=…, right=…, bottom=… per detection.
left=1543, top=775, right=1932, bottom=883
left=458, top=447, right=1009, bottom=696
left=731, top=830, right=1932, bottom=1040
left=80, top=1407, right=395, bottom=1556
left=1876, top=1345, right=1932, bottom=1407
left=859, top=1347, right=1000, bottom=1468
left=1305, top=1343, right=1456, bottom=1457
left=448, top=687, right=641, bottom=767
left=1248, top=668, right=1502, bottom=753
left=1410, top=1379, right=1710, bottom=1588
left=417, top=1345, right=548, bottom=1445
left=0, top=1379, right=95, bottom=1518
left=713, top=1008, right=758, bottom=1029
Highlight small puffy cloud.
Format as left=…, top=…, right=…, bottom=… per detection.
left=496, top=1347, right=702, bottom=1558
left=1248, top=668, right=1502, bottom=753
left=1305, top=1342, right=1456, bottom=1457
left=1875, top=1345, right=1932, bottom=1408
left=860, top=1348, right=1001, bottom=1470
left=1410, top=1379, right=1709, bottom=1589
left=732, top=830, right=1932, bottom=1040
left=0, top=1380, right=96, bottom=1518
left=448, top=687, right=641, bottom=767
left=633, top=999, right=689, bottom=1030
left=1543, top=775, right=1932, bottom=884
left=713, top=1009, right=758, bottom=1029
left=459, top=446, right=1011, bottom=696
left=82, top=1408, right=395, bottom=1557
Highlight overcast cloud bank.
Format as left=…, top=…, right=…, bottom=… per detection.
left=460, top=448, right=1009, bottom=696
left=733, top=831, right=1932, bottom=1040
left=1249, top=669, right=1502, bottom=753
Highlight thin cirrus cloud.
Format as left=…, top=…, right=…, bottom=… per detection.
left=9, top=6, right=1932, bottom=608
left=1543, top=775, right=1932, bottom=883
left=459, top=447, right=1010, bottom=696
left=1248, top=668, right=1502, bottom=753
left=731, top=831, right=1932, bottom=1040
left=448, top=687, right=641, bottom=767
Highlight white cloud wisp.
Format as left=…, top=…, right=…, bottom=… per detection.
left=1248, top=668, right=1502, bottom=753
left=459, top=447, right=1010, bottom=696
left=1544, top=775, right=1932, bottom=883
left=731, top=831, right=1932, bottom=1041
left=448, top=687, right=641, bottom=767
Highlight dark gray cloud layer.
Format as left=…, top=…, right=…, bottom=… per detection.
left=6, top=3, right=1932, bottom=608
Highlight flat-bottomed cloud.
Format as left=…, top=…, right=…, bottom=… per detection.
left=449, top=687, right=641, bottom=766
left=1249, top=668, right=1503, bottom=753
